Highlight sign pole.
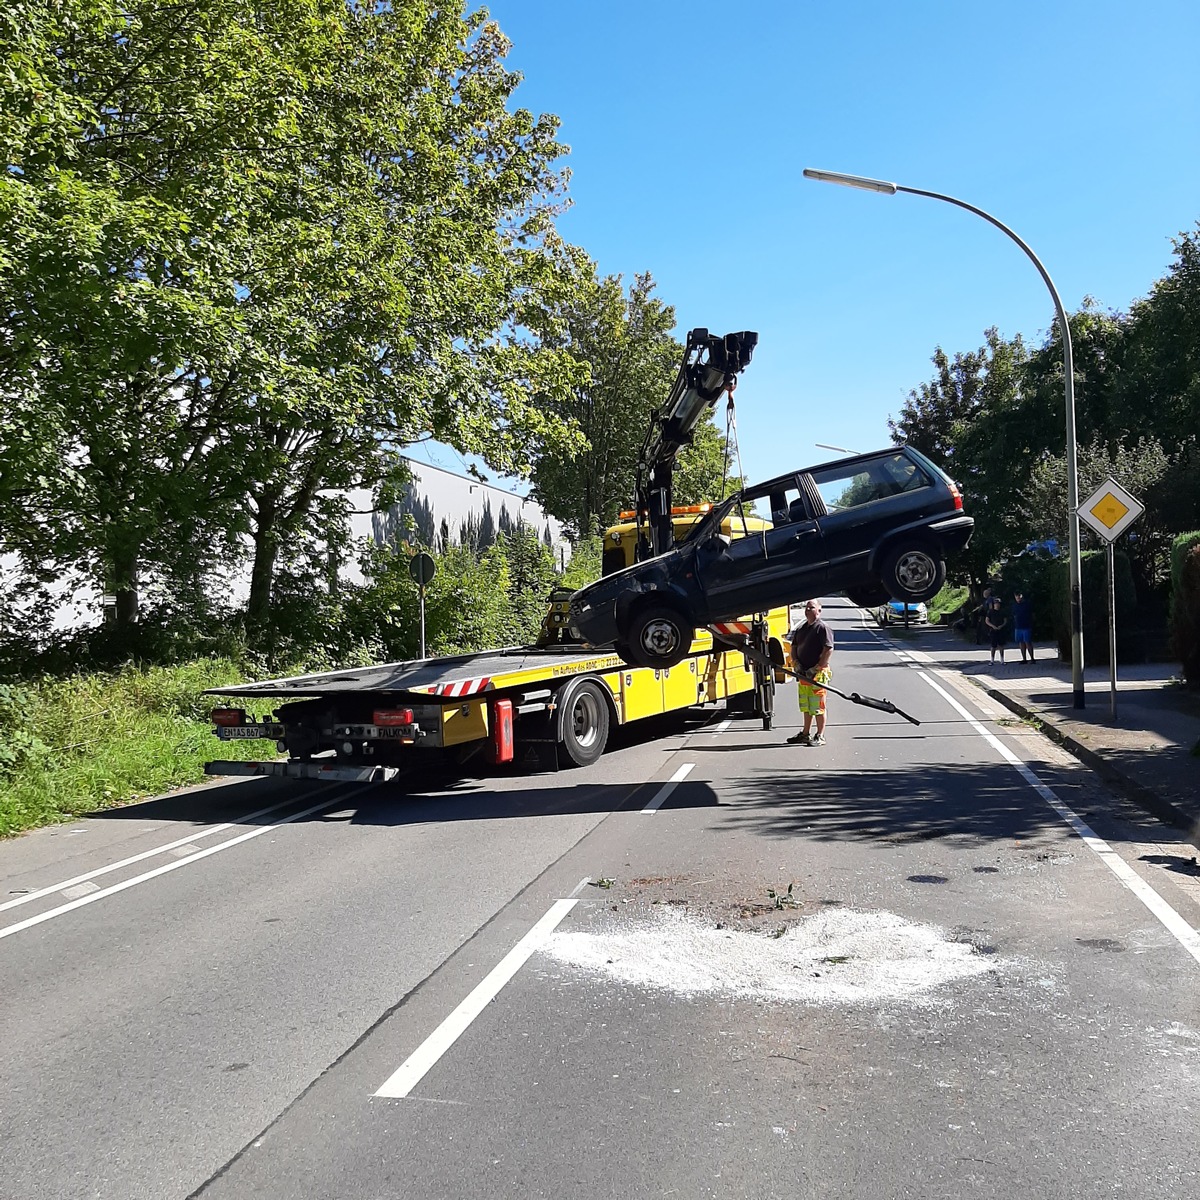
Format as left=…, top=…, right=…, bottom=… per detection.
left=1077, top=476, right=1143, bottom=725
left=408, top=552, right=437, bottom=660
left=419, top=582, right=426, bottom=659
left=1106, top=541, right=1117, bottom=720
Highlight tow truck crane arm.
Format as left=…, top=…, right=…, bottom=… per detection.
left=634, top=327, right=758, bottom=562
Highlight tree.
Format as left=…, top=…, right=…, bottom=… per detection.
left=890, top=329, right=1029, bottom=584
left=673, top=417, right=742, bottom=505
left=0, top=0, right=582, bottom=637
left=1020, top=437, right=1173, bottom=600
left=528, top=258, right=681, bottom=539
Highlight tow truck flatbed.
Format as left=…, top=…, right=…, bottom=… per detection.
left=203, top=644, right=627, bottom=700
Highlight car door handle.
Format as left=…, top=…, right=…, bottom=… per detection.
left=792, top=529, right=818, bottom=541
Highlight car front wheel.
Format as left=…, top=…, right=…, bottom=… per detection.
left=880, top=543, right=946, bottom=602
left=625, top=605, right=693, bottom=669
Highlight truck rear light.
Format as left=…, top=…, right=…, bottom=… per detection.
left=373, top=708, right=415, bottom=726
left=212, top=708, right=246, bottom=726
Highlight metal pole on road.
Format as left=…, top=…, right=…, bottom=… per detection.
left=803, top=168, right=1087, bottom=709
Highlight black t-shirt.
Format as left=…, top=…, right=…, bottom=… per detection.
left=792, top=618, right=834, bottom=670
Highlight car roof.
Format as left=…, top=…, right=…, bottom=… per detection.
left=743, top=445, right=918, bottom=494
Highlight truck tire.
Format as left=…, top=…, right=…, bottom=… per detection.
left=626, top=604, right=692, bottom=669
left=556, top=679, right=610, bottom=768
left=880, top=542, right=946, bottom=603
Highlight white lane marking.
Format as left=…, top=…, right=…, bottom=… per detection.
left=0, top=785, right=341, bottom=915
left=712, top=719, right=733, bottom=735
left=60, top=882, right=100, bottom=900
left=913, top=667, right=1200, bottom=968
left=374, top=898, right=578, bottom=1098
left=641, top=763, right=695, bottom=814
left=0, top=789, right=358, bottom=942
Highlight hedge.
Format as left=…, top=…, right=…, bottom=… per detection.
left=1169, top=531, right=1200, bottom=687
left=1046, top=549, right=1140, bottom=666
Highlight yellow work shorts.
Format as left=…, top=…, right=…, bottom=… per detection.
left=797, top=668, right=832, bottom=716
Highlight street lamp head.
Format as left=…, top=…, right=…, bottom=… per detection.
left=803, top=168, right=898, bottom=195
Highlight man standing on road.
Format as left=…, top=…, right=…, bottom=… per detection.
left=787, top=599, right=834, bottom=747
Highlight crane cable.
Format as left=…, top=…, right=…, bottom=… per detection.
left=720, top=380, right=752, bottom=540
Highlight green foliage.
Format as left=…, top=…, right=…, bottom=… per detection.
left=674, top=417, right=742, bottom=506
left=0, top=660, right=276, bottom=836
left=995, top=552, right=1060, bottom=639
left=1020, top=436, right=1172, bottom=597
left=1046, top=550, right=1139, bottom=666
left=528, top=261, right=683, bottom=538
left=0, top=0, right=581, bottom=642
left=891, top=236, right=1200, bottom=599
left=926, top=585, right=968, bottom=626
left=1168, top=532, right=1200, bottom=686
left=560, top=536, right=603, bottom=590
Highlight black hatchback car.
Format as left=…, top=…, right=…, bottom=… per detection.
left=568, top=445, right=972, bottom=668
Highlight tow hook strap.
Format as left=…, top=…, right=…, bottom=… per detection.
left=710, top=630, right=921, bottom=726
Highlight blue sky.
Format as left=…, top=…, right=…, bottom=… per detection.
left=415, top=0, right=1200, bottom=493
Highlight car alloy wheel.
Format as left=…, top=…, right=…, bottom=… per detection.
left=625, top=604, right=692, bottom=669
left=881, top=542, right=946, bottom=602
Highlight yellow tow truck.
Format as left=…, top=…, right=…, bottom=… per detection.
left=204, top=328, right=792, bottom=781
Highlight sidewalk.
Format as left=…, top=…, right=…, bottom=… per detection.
left=884, top=620, right=1200, bottom=841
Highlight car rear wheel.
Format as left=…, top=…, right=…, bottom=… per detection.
left=880, top=543, right=946, bottom=602
left=625, top=604, right=693, bottom=669
left=845, top=583, right=890, bottom=608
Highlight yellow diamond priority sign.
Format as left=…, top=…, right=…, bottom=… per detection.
left=1077, top=477, right=1144, bottom=543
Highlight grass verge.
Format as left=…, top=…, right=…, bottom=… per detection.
left=0, top=659, right=279, bottom=838
left=927, top=584, right=970, bottom=626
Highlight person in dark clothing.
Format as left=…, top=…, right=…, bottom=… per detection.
left=973, top=586, right=993, bottom=644
left=787, top=599, right=834, bottom=746
left=985, top=596, right=1008, bottom=663
left=1011, top=591, right=1034, bottom=662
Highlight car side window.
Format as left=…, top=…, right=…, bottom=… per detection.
left=728, top=482, right=805, bottom=540
left=810, top=453, right=931, bottom=512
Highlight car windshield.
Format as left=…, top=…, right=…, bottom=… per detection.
left=686, top=493, right=742, bottom=542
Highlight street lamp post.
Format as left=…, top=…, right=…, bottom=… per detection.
left=803, top=168, right=1085, bottom=708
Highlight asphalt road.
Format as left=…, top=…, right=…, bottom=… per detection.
left=2, top=598, right=1199, bottom=1200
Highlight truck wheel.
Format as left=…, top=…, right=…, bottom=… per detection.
left=556, top=679, right=610, bottom=768
left=627, top=605, right=692, bottom=669
left=880, top=543, right=946, bottom=603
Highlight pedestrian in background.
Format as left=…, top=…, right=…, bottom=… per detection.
left=1011, top=590, right=1034, bottom=663
left=985, top=595, right=1008, bottom=664
left=787, top=599, right=834, bottom=747
left=973, top=586, right=993, bottom=644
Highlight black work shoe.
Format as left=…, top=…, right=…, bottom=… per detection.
left=787, top=731, right=811, bottom=746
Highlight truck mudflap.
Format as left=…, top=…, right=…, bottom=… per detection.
left=204, top=760, right=403, bottom=783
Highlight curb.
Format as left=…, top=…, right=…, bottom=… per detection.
left=971, top=680, right=1194, bottom=833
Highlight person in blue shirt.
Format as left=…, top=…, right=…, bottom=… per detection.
left=1011, top=591, right=1034, bottom=663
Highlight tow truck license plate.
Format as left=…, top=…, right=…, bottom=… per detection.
left=217, top=726, right=279, bottom=739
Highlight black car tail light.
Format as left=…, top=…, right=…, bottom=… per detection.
left=949, top=482, right=963, bottom=511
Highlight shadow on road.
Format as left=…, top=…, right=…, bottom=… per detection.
left=717, top=760, right=1086, bottom=846
left=84, top=775, right=721, bottom=828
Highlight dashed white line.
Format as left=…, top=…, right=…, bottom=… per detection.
left=712, top=718, right=733, bottom=735
left=641, top=763, right=696, bottom=814
left=374, top=897, right=578, bottom=1099
left=0, top=788, right=360, bottom=942
left=0, top=785, right=341, bottom=915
